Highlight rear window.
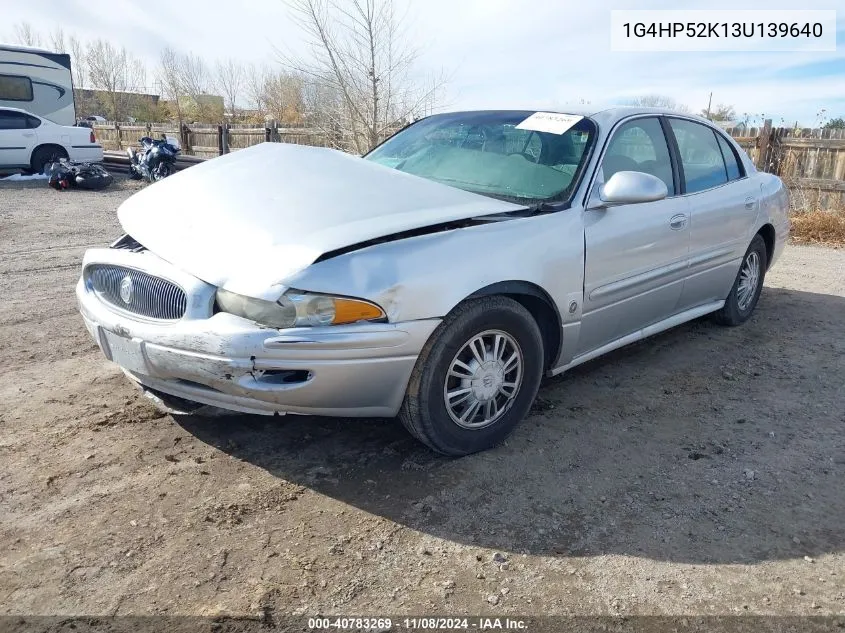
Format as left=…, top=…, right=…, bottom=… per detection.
left=716, top=133, right=743, bottom=181
left=0, top=74, right=34, bottom=102
left=0, top=110, right=40, bottom=130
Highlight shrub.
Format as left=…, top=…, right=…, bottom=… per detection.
left=790, top=209, right=845, bottom=246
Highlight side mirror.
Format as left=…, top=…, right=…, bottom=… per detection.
left=595, top=171, right=668, bottom=207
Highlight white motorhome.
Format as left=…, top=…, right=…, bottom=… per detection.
left=0, top=44, right=75, bottom=126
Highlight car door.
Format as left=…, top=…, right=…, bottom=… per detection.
left=578, top=116, right=690, bottom=355
left=666, top=118, right=760, bottom=310
left=0, top=109, right=39, bottom=168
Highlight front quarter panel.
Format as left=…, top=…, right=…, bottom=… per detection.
left=281, top=210, right=586, bottom=355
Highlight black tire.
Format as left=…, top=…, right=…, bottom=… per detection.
left=151, top=163, right=172, bottom=182
left=30, top=146, right=68, bottom=175
left=399, top=296, right=544, bottom=456
left=713, top=234, right=767, bottom=326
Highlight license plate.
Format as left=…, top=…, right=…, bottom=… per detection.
left=101, top=329, right=148, bottom=374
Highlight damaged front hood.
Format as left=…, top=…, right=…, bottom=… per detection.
left=118, top=143, right=524, bottom=299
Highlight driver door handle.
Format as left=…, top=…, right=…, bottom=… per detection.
left=669, top=214, right=688, bottom=230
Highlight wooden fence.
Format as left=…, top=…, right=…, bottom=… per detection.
left=725, top=122, right=845, bottom=211
left=92, top=119, right=845, bottom=211
left=91, top=121, right=335, bottom=158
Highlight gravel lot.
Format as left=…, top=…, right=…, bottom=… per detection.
left=1, top=179, right=843, bottom=619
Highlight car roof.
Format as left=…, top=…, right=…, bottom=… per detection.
left=587, top=105, right=713, bottom=123
left=433, top=106, right=714, bottom=127
left=0, top=43, right=62, bottom=55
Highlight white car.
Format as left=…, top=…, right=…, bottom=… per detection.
left=0, top=106, right=103, bottom=173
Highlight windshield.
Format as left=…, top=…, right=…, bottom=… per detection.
left=364, top=110, right=596, bottom=204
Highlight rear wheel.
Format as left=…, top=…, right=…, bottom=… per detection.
left=713, top=234, right=767, bottom=326
left=399, top=296, right=544, bottom=456
left=30, top=146, right=68, bottom=174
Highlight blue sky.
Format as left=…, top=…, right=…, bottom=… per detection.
left=3, top=0, right=843, bottom=125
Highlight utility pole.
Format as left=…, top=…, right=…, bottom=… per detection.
left=705, top=92, right=713, bottom=120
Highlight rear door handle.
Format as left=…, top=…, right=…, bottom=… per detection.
left=745, top=196, right=756, bottom=210
left=669, top=214, right=688, bottom=230
left=22, top=132, right=35, bottom=137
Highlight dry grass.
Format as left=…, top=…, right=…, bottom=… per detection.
left=789, top=209, right=845, bottom=246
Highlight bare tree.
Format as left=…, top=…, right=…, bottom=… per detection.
left=49, top=27, right=66, bottom=53
left=282, top=0, right=443, bottom=153
left=12, top=22, right=42, bottom=47
left=86, top=39, right=146, bottom=120
left=215, top=58, right=244, bottom=119
left=157, top=51, right=221, bottom=123
left=701, top=103, right=736, bottom=122
left=178, top=54, right=220, bottom=121
left=69, top=36, right=87, bottom=88
left=157, top=47, right=185, bottom=125
left=626, top=94, right=690, bottom=113
left=245, top=64, right=306, bottom=123
left=178, top=54, right=209, bottom=100
left=245, top=63, right=267, bottom=114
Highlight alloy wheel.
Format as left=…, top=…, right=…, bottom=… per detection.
left=443, top=329, right=524, bottom=429
left=737, top=251, right=761, bottom=311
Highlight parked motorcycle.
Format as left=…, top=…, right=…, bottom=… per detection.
left=127, top=134, right=181, bottom=182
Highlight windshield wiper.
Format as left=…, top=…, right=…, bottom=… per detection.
left=525, top=201, right=559, bottom=216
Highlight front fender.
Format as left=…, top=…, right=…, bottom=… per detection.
left=281, top=210, right=586, bottom=325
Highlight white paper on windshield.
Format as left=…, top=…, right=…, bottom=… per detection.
left=516, top=112, right=583, bottom=135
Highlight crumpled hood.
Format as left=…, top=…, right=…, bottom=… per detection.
left=118, top=142, right=523, bottom=299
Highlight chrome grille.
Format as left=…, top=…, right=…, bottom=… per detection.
left=87, top=265, right=187, bottom=320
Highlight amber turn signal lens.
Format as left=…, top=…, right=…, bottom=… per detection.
left=332, top=298, right=385, bottom=324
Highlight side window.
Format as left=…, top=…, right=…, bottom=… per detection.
left=0, top=74, right=34, bottom=101
left=25, top=115, right=41, bottom=129
left=716, top=133, right=743, bottom=181
left=0, top=110, right=30, bottom=130
left=603, top=117, right=674, bottom=195
left=668, top=119, right=728, bottom=193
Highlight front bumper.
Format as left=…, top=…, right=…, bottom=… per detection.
left=76, top=249, right=440, bottom=417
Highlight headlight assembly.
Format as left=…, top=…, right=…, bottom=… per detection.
left=216, top=288, right=385, bottom=328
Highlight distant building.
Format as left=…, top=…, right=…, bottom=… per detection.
left=194, top=94, right=224, bottom=112
left=75, top=88, right=160, bottom=121
left=159, top=94, right=225, bottom=123
left=75, top=89, right=226, bottom=123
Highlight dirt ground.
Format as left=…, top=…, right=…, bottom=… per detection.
left=0, top=179, right=843, bottom=619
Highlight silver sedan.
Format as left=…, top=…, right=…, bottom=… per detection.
left=76, top=107, right=789, bottom=455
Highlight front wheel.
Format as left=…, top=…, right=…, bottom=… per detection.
left=713, top=234, right=767, bottom=326
left=399, top=296, right=544, bottom=456
left=150, top=163, right=173, bottom=182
